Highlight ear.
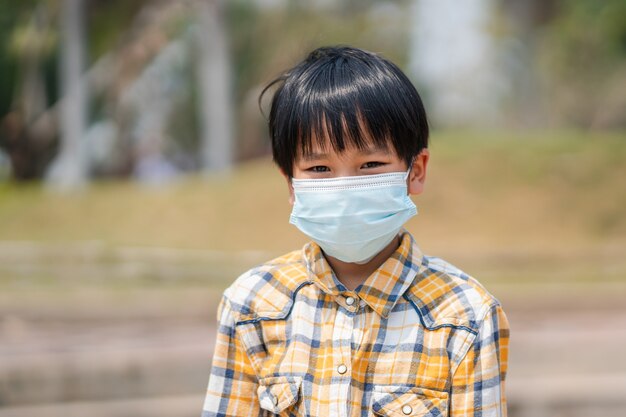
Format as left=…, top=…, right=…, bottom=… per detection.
left=408, top=148, right=429, bottom=196
left=280, top=168, right=295, bottom=205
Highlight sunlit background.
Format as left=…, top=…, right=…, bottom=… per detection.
left=1, top=0, right=625, bottom=416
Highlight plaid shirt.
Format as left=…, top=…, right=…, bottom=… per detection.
left=202, top=231, right=509, bottom=417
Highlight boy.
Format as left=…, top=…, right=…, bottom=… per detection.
left=202, top=46, right=509, bottom=417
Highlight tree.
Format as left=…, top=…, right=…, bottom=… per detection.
left=45, top=0, right=88, bottom=191
left=0, top=0, right=58, bottom=181
left=196, top=0, right=234, bottom=174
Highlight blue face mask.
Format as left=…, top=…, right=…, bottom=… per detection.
left=289, top=167, right=417, bottom=264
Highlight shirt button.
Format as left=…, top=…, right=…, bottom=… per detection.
left=345, top=296, right=355, bottom=306
left=337, top=364, right=348, bottom=374
left=402, top=405, right=413, bottom=415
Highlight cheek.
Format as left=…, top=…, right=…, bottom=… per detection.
left=290, top=165, right=309, bottom=179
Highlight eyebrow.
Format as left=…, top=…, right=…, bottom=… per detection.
left=301, top=152, right=329, bottom=162
left=360, top=145, right=391, bottom=156
left=300, top=145, right=390, bottom=162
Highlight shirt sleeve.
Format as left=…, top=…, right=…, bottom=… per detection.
left=450, top=303, right=510, bottom=417
left=201, top=295, right=262, bottom=417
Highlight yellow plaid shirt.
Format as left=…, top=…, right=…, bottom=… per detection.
left=202, top=231, right=509, bottom=417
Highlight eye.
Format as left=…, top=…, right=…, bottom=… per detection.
left=307, top=166, right=330, bottom=173
left=361, top=161, right=385, bottom=169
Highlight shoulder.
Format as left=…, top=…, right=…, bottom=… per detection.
left=221, top=248, right=312, bottom=324
left=404, top=255, right=502, bottom=334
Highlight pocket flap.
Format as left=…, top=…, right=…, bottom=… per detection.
left=257, top=376, right=302, bottom=413
left=372, top=386, right=448, bottom=416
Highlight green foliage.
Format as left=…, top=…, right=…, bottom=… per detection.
left=0, top=43, right=17, bottom=117
left=544, top=0, right=625, bottom=75
left=537, top=0, right=626, bottom=127
left=0, top=0, right=48, bottom=116
left=86, top=0, right=150, bottom=63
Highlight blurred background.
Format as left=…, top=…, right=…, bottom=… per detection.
left=0, top=0, right=625, bottom=416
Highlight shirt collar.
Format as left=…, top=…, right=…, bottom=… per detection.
left=302, top=230, right=425, bottom=318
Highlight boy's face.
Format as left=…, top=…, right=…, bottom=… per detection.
left=284, top=134, right=429, bottom=204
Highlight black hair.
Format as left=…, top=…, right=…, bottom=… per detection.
left=259, top=45, right=429, bottom=177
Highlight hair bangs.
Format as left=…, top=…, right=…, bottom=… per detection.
left=295, top=105, right=393, bottom=161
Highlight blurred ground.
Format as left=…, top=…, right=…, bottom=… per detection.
left=0, top=130, right=625, bottom=416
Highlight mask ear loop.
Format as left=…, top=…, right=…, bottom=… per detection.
left=403, top=156, right=416, bottom=181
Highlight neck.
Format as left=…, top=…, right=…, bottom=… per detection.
left=324, top=234, right=402, bottom=291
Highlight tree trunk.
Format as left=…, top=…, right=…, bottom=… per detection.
left=196, top=0, right=234, bottom=174
left=45, top=0, right=88, bottom=191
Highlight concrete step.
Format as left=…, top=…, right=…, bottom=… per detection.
left=0, top=319, right=214, bottom=406
left=507, top=374, right=626, bottom=417
left=0, top=394, right=203, bottom=417
left=2, top=376, right=626, bottom=417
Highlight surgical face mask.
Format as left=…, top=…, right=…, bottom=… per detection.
left=289, top=167, right=417, bottom=264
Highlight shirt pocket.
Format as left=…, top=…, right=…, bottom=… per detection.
left=372, top=385, right=449, bottom=417
left=257, top=375, right=303, bottom=416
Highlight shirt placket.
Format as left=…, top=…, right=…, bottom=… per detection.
left=331, top=291, right=359, bottom=417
